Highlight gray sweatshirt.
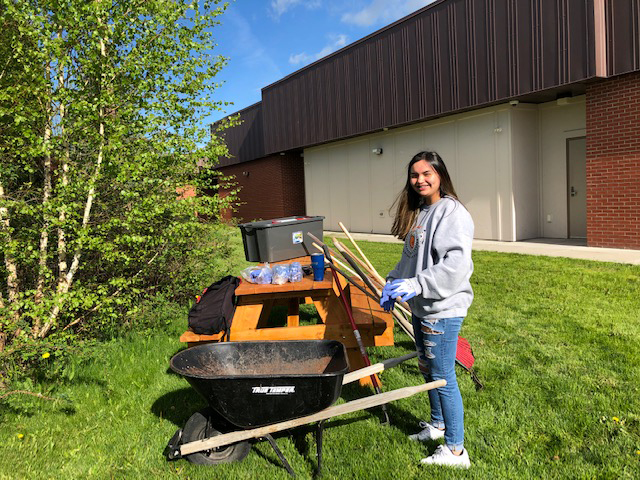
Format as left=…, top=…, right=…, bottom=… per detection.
left=386, top=197, right=474, bottom=319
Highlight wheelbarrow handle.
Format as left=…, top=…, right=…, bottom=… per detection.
left=179, top=379, right=446, bottom=456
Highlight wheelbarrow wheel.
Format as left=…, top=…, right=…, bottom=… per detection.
left=182, top=407, right=251, bottom=465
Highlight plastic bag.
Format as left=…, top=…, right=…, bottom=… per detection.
left=240, top=264, right=272, bottom=284
left=272, top=265, right=290, bottom=285
left=289, top=262, right=303, bottom=282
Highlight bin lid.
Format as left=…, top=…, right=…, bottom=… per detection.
left=239, top=216, right=324, bottom=230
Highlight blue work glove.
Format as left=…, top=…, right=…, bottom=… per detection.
left=379, top=281, right=396, bottom=312
left=388, top=278, right=419, bottom=302
left=381, top=297, right=395, bottom=312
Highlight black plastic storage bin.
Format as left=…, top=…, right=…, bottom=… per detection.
left=238, top=216, right=324, bottom=263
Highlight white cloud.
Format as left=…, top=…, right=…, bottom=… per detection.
left=341, top=0, right=434, bottom=27
left=225, top=10, right=281, bottom=73
left=289, top=34, right=349, bottom=66
left=289, top=52, right=312, bottom=65
left=270, top=0, right=321, bottom=19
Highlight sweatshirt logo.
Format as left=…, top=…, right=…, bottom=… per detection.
left=404, top=226, right=424, bottom=257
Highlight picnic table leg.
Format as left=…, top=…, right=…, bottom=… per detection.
left=255, top=299, right=275, bottom=328
left=287, top=298, right=300, bottom=327
left=231, top=304, right=265, bottom=332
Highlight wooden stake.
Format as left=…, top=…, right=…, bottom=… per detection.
left=332, top=238, right=385, bottom=288
left=338, top=222, right=384, bottom=283
left=392, top=309, right=414, bottom=339
left=342, top=351, right=417, bottom=384
left=312, top=242, right=358, bottom=278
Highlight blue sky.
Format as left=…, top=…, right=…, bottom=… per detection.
left=207, top=0, right=436, bottom=125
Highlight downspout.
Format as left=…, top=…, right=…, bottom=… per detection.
left=593, top=0, right=608, bottom=78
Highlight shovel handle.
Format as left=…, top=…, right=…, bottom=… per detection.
left=342, top=352, right=418, bottom=384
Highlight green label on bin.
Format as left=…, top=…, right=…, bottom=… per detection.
left=292, top=231, right=303, bottom=244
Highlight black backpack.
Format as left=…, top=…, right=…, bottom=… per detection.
left=188, top=276, right=240, bottom=339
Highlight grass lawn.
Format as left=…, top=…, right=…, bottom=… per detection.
left=1, top=238, right=639, bottom=479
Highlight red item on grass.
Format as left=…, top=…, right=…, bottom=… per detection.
left=456, top=336, right=483, bottom=390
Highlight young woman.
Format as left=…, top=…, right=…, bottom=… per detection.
left=380, top=151, right=474, bottom=469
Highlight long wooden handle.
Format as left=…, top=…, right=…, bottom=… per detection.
left=180, top=379, right=446, bottom=456
left=336, top=223, right=412, bottom=313
left=342, top=352, right=417, bottom=384
left=338, top=221, right=379, bottom=278
left=333, top=238, right=384, bottom=288
left=342, top=364, right=384, bottom=384
left=312, top=242, right=358, bottom=278
left=392, top=310, right=415, bottom=339
left=330, top=239, right=415, bottom=338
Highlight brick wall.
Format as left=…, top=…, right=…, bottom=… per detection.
left=586, top=71, right=640, bottom=249
left=218, top=154, right=306, bottom=223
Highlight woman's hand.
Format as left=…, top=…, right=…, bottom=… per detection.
left=388, top=278, right=419, bottom=302
left=379, top=282, right=396, bottom=312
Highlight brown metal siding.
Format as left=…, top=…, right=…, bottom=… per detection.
left=262, top=0, right=596, bottom=154
left=214, top=103, right=264, bottom=167
left=607, top=0, right=640, bottom=75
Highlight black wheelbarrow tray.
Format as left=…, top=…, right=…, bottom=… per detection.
left=165, top=340, right=445, bottom=475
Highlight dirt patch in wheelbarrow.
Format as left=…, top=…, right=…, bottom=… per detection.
left=180, top=353, right=334, bottom=378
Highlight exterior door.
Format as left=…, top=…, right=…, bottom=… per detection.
left=567, top=137, right=587, bottom=238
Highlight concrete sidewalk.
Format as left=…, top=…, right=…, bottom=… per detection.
left=324, top=231, right=640, bottom=266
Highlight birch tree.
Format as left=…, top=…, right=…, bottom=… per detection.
left=0, top=0, right=237, bottom=352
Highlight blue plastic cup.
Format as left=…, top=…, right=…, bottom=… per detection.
left=310, top=253, right=325, bottom=281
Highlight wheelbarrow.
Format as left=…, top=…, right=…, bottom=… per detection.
left=165, top=340, right=444, bottom=475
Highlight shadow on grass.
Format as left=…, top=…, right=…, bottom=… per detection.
left=250, top=414, right=370, bottom=474
left=152, top=387, right=369, bottom=477
left=397, top=341, right=418, bottom=353
left=0, top=400, right=71, bottom=418
left=339, top=370, right=426, bottom=437
left=151, top=387, right=207, bottom=427
left=0, top=383, right=85, bottom=417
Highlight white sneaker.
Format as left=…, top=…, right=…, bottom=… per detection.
left=420, top=445, right=471, bottom=469
left=408, top=421, right=445, bottom=442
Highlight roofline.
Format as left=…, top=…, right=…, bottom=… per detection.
left=261, top=0, right=449, bottom=92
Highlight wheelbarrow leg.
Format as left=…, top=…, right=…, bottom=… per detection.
left=314, top=420, right=326, bottom=478
left=263, top=434, right=295, bottom=476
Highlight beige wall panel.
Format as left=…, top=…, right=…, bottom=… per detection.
left=304, top=103, right=555, bottom=242
left=328, top=145, right=351, bottom=231
left=369, top=133, right=397, bottom=233
left=392, top=126, right=424, bottom=184
left=345, top=140, right=373, bottom=233
left=511, top=106, right=540, bottom=240
left=495, top=109, right=515, bottom=240
left=457, top=112, right=499, bottom=239
left=423, top=121, right=458, bottom=183
left=538, top=98, right=586, bottom=238
left=324, top=145, right=351, bottom=231
left=304, top=149, right=332, bottom=227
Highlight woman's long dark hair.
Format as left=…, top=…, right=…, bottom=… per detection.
left=390, top=151, right=458, bottom=240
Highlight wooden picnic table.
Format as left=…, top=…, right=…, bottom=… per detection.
left=180, top=258, right=394, bottom=386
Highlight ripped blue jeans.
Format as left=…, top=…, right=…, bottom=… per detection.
left=413, top=315, right=464, bottom=451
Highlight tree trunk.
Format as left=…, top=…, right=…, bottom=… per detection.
left=33, top=61, right=54, bottom=337
left=0, top=178, right=20, bottom=347
left=0, top=180, right=19, bottom=306
left=57, top=62, right=69, bottom=284
left=35, top=114, right=53, bottom=307
left=41, top=33, right=107, bottom=339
